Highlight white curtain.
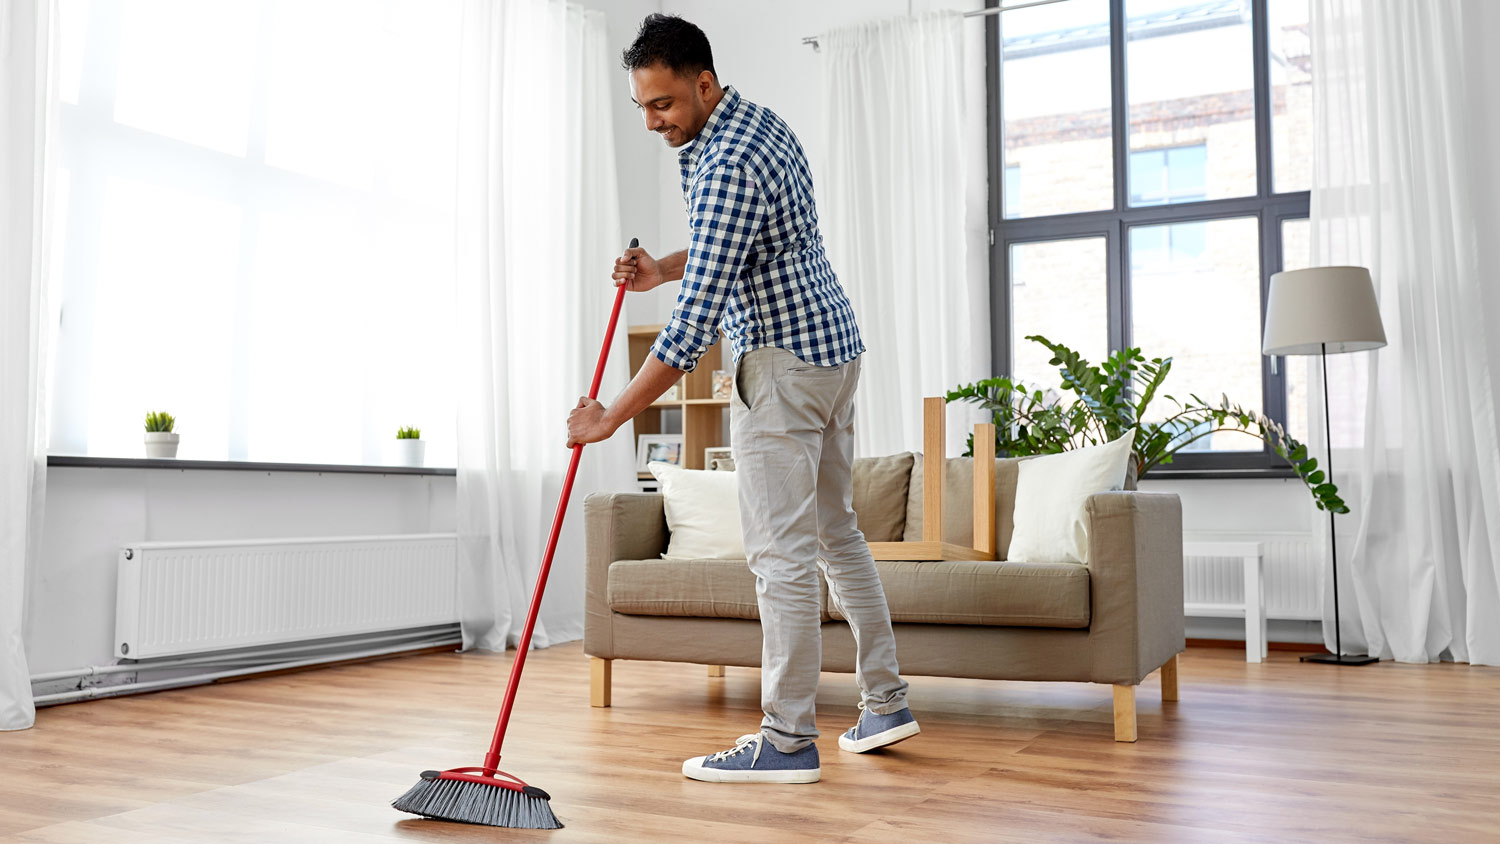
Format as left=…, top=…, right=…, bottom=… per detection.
left=1, top=0, right=56, bottom=731
left=820, top=11, right=990, bottom=457
left=455, top=0, right=635, bottom=652
left=1309, top=0, right=1500, bottom=664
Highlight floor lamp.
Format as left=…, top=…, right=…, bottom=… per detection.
left=1263, top=266, right=1387, bottom=666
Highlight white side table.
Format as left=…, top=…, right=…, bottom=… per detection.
left=1182, top=540, right=1266, bottom=663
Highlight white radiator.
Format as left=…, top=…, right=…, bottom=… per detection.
left=1183, top=532, right=1323, bottom=620
left=115, top=534, right=459, bottom=659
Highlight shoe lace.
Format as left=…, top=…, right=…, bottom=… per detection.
left=707, top=733, right=764, bottom=766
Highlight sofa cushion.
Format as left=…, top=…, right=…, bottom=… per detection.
left=1009, top=432, right=1134, bottom=564
left=851, top=453, right=913, bottom=542
left=649, top=463, right=744, bottom=560
left=826, top=559, right=1090, bottom=628
left=608, top=558, right=832, bottom=621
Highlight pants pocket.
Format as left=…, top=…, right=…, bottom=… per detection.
left=733, top=355, right=755, bottom=411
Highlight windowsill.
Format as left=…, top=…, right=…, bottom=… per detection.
left=47, top=455, right=457, bottom=477
left=1140, top=466, right=1298, bottom=481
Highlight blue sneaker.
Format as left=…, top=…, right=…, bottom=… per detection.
left=682, top=733, right=821, bottom=783
left=838, top=705, right=920, bottom=753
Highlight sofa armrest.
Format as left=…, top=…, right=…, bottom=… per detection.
left=584, top=492, right=669, bottom=659
left=1084, top=491, right=1185, bottom=685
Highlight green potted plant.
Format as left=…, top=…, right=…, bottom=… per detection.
left=394, top=426, right=424, bottom=467
left=144, top=410, right=179, bottom=459
left=947, top=335, right=1346, bottom=514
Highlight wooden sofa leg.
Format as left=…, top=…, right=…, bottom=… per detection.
left=1113, top=684, right=1137, bottom=742
left=590, top=657, right=612, bottom=708
left=1160, top=654, right=1179, bottom=702
left=707, top=664, right=725, bottom=677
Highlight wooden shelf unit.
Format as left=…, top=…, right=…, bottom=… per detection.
left=627, top=324, right=729, bottom=471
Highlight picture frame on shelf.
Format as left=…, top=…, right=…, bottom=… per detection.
left=663, top=380, right=682, bottom=401
left=636, top=434, right=684, bottom=473
left=704, top=446, right=734, bottom=471
left=711, top=369, right=733, bottom=399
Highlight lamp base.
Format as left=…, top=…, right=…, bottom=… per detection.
left=1300, top=652, right=1379, bottom=666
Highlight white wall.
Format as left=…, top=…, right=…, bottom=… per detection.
left=594, top=0, right=674, bottom=326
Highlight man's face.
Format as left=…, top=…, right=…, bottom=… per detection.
left=630, top=64, right=715, bottom=148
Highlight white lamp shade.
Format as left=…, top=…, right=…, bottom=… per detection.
left=1263, top=266, right=1388, bottom=356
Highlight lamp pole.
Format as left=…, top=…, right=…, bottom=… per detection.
left=1301, top=342, right=1377, bottom=665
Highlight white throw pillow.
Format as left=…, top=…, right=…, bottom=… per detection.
left=648, top=462, right=745, bottom=560
left=1007, top=432, right=1135, bottom=564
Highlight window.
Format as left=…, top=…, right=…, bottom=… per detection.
left=1004, top=165, right=1022, bottom=219
left=1128, top=144, right=1206, bottom=206
left=50, top=0, right=462, bottom=467
left=988, top=0, right=1313, bottom=473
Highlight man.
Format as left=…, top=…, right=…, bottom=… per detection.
left=566, top=14, right=918, bottom=784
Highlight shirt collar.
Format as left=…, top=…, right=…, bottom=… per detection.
left=678, top=85, right=740, bottom=171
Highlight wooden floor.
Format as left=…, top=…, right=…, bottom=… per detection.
left=3, top=644, right=1498, bottom=844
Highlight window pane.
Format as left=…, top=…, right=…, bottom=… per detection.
left=248, top=212, right=372, bottom=465
left=113, top=0, right=259, bottom=156
left=1010, top=237, right=1109, bottom=389
left=1269, top=0, right=1313, bottom=193
left=1131, top=216, right=1262, bottom=451
left=1000, top=0, right=1113, bottom=218
left=1280, top=217, right=1310, bottom=443
left=1126, top=0, right=1257, bottom=206
left=88, top=178, right=241, bottom=459
left=266, top=3, right=380, bottom=190
left=59, top=0, right=88, bottom=106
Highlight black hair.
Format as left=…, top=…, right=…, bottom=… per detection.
left=621, top=14, right=716, bottom=80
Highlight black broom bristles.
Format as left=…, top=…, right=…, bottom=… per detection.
left=392, top=771, right=562, bottom=829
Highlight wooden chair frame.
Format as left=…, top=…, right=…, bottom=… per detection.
left=866, top=397, right=997, bottom=562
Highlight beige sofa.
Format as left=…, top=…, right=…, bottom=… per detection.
left=584, top=449, right=1184, bottom=742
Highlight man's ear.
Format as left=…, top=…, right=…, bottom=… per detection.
left=697, top=69, right=716, bottom=99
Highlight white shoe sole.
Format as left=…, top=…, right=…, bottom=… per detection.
left=838, top=720, right=921, bottom=753
left=681, top=757, right=821, bottom=783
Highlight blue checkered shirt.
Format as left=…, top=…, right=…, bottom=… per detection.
left=651, top=87, right=864, bottom=372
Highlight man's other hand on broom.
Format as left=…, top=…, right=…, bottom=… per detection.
left=567, top=397, right=612, bottom=447
left=566, top=358, right=686, bottom=448
left=614, top=246, right=687, bottom=292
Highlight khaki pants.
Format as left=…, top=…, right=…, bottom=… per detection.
left=731, top=347, right=909, bottom=753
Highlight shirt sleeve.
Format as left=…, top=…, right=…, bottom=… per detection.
left=651, top=163, right=767, bottom=372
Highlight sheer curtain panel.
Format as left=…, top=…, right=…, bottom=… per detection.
left=819, top=12, right=990, bottom=457
left=455, top=0, right=635, bottom=652
left=1309, top=0, right=1500, bottom=664
left=1, top=0, right=57, bottom=731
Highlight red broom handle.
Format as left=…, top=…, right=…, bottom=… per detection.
left=482, top=241, right=633, bottom=772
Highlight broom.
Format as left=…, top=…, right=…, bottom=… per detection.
left=393, top=238, right=637, bottom=829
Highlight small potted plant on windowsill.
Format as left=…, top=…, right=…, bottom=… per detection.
left=144, top=411, right=179, bottom=458
left=394, top=426, right=425, bottom=467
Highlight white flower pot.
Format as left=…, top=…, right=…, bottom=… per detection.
left=144, top=432, right=180, bottom=459
left=392, top=438, right=426, bottom=467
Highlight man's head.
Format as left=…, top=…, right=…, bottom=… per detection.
left=622, top=14, right=722, bottom=148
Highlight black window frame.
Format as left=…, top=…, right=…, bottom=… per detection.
left=985, top=0, right=1309, bottom=479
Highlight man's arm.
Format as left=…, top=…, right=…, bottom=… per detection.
left=657, top=250, right=688, bottom=283
left=606, top=358, right=679, bottom=428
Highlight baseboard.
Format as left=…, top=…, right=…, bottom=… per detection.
left=210, top=643, right=458, bottom=683
left=1187, top=638, right=1325, bottom=653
